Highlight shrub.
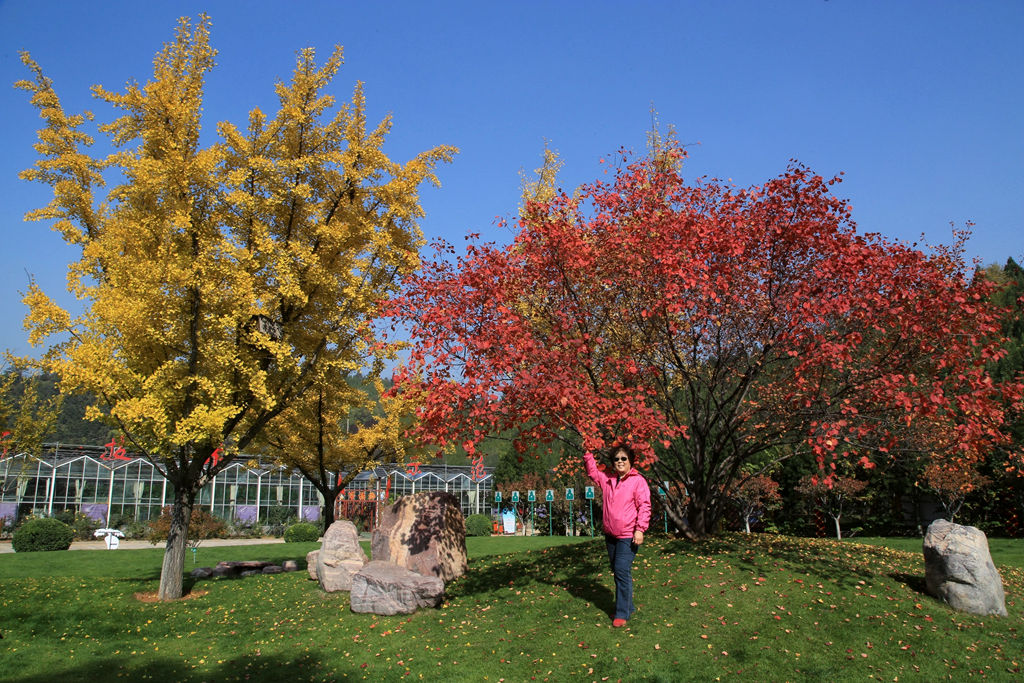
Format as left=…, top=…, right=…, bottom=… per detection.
left=225, top=519, right=261, bottom=538
left=12, top=517, right=74, bottom=552
left=76, top=513, right=101, bottom=540
left=53, top=509, right=102, bottom=540
left=284, top=521, right=321, bottom=543
left=263, top=506, right=297, bottom=537
left=110, top=513, right=149, bottom=540
left=146, top=506, right=227, bottom=548
left=262, top=522, right=288, bottom=538
left=265, top=505, right=296, bottom=526
left=53, top=509, right=75, bottom=525
left=122, top=518, right=150, bottom=539
left=465, top=514, right=493, bottom=537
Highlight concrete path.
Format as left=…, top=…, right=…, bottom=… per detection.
left=0, top=536, right=289, bottom=554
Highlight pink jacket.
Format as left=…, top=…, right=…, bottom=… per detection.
left=584, top=451, right=652, bottom=539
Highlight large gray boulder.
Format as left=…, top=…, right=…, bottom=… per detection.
left=371, top=491, right=467, bottom=582
left=923, top=519, right=1007, bottom=617
left=316, top=520, right=368, bottom=592
left=349, top=560, right=445, bottom=615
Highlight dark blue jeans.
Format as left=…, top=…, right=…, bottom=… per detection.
left=605, top=535, right=638, bottom=620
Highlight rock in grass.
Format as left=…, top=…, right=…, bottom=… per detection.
left=316, top=520, right=368, bottom=592
left=349, top=560, right=444, bottom=615
left=371, top=491, right=467, bottom=582
left=190, top=567, right=213, bottom=578
left=209, top=560, right=274, bottom=576
left=282, top=560, right=299, bottom=572
left=924, top=519, right=1007, bottom=617
left=306, top=550, right=319, bottom=580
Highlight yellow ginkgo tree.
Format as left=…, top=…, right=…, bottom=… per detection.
left=15, top=16, right=454, bottom=600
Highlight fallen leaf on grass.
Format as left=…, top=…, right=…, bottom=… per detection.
left=134, top=590, right=208, bottom=603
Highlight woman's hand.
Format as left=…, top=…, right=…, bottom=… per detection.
left=632, top=529, right=644, bottom=546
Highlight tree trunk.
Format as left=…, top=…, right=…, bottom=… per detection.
left=833, top=515, right=842, bottom=541
left=688, top=502, right=712, bottom=538
left=660, top=483, right=726, bottom=540
left=158, top=488, right=195, bottom=601
left=321, top=486, right=338, bottom=529
left=668, top=494, right=712, bottom=540
left=661, top=494, right=693, bottom=539
left=744, top=513, right=751, bottom=534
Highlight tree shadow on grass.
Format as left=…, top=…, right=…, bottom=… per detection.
left=657, top=533, right=925, bottom=589
left=452, top=538, right=617, bottom=619
left=115, top=551, right=314, bottom=590
left=8, top=650, right=338, bottom=683
left=889, top=571, right=930, bottom=596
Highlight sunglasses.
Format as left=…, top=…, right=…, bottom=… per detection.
left=613, top=456, right=629, bottom=462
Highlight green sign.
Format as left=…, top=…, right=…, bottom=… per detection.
left=494, top=491, right=502, bottom=502
left=545, top=489, right=554, bottom=502
left=565, top=487, right=575, bottom=501
left=585, top=486, right=595, bottom=500
left=527, top=490, right=536, bottom=502
left=511, top=490, right=520, bottom=503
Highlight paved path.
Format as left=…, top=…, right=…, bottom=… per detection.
left=0, top=536, right=289, bottom=554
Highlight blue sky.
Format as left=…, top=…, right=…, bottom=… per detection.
left=1, top=0, right=1021, bottom=358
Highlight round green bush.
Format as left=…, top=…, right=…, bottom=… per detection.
left=12, top=517, right=74, bottom=552
left=283, top=521, right=321, bottom=543
left=465, top=513, right=493, bottom=537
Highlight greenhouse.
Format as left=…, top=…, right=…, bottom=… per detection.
left=0, top=445, right=493, bottom=529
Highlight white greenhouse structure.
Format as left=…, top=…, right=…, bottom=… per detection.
left=0, top=445, right=493, bottom=529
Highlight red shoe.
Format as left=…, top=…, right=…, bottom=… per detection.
left=612, top=618, right=627, bottom=627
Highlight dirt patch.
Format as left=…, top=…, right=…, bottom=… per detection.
left=134, top=589, right=209, bottom=603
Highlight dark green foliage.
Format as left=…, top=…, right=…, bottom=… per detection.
left=493, top=437, right=561, bottom=486
left=109, top=514, right=149, bottom=539
left=987, top=257, right=1024, bottom=387
left=262, top=505, right=297, bottom=537
left=54, top=509, right=101, bottom=540
left=978, top=258, right=1024, bottom=536
left=12, top=516, right=74, bottom=552
left=283, top=521, right=321, bottom=543
left=54, top=391, right=116, bottom=444
left=987, top=258, right=1024, bottom=448
left=465, top=513, right=493, bottom=536
left=265, top=505, right=296, bottom=526
left=0, top=369, right=115, bottom=446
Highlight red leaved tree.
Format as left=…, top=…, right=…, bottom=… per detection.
left=795, top=475, right=869, bottom=540
left=728, top=473, right=782, bottom=534
left=920, top=461, right=992, bottom=523
left=388, top=142, right=1022, bottom=540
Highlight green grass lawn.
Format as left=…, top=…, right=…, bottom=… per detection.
left=854, top=536, right=1024, bottom=569
left=1, top=533, right=1022, bottom=682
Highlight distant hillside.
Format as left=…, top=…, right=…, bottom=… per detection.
left=2, top=370, right=115, bottom=446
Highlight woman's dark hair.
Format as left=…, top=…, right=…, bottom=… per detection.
left=609, top=444, right=635, bottom=467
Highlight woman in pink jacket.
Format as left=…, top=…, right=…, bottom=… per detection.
left=584, top=446, right=652, bottom=627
